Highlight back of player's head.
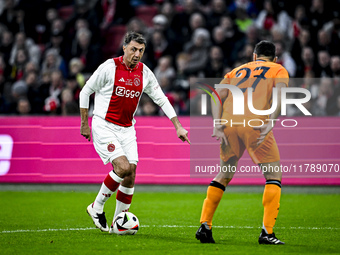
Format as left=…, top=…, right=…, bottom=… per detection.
left=254, top=40, right=276, bottom=61
left=123, top=31, right=147, bottom=47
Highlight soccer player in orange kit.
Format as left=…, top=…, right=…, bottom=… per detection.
left=196, top=41, right=289, bottom=245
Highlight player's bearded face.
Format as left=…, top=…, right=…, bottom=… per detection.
left=123, top=41, right=145, bottom=68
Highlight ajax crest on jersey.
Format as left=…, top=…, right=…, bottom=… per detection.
left=111, top=212, right=139, bottom=235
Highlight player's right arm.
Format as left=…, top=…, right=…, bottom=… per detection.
left=211, top=77, right=229, bottom=145
left=80, top=108, right=91, bottom=141
left=79, top=60, right=112, bottom=141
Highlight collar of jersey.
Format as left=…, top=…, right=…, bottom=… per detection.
left=255, top=59, right=266, bottom=62
left=119, top=56, right=140, bottom=71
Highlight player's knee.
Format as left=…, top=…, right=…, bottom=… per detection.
left=114, top=162, right=130, bottom=177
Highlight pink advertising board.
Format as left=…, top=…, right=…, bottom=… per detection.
left=0, top=116, right=339, bottom=185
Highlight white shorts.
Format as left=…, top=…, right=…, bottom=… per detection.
left=92, top=115, right=138, bottom=165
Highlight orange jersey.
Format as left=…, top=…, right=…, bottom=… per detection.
left=221, top=60, right=289, bottom=124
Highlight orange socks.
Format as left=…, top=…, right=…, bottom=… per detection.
left=262, top=180, right=282, bottom=234
left=200, top=181, right=225, bottom=229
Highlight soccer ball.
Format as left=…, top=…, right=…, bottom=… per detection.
left=111, top=212, right=139, bottom=235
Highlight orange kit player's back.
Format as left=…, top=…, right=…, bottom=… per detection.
left=222, top=60, right=289, bottom=124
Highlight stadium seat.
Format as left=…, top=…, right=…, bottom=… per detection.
left=58, top=6, right=74, bottom=20
left=135, top=5, right=158, bottom=27
left=102, top=25, right=127, bottom=59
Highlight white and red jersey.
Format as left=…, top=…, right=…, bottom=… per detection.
left=79, top=56, right=176, bottom=127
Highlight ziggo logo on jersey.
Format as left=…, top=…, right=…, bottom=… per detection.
left=115, top=86, right=141, bottom=98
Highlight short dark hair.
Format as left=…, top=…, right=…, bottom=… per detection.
left=254, top=40, right=276, bottom=61
left=123, top=31, right=147, bottom=47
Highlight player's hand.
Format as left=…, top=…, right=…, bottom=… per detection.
left=253, top=122, right=273, bottom=146
left=212, top=125, right=228, bottom=146
left=80, top=124, right=91, bottom=141
left=177, top=127, right=190, bottom=144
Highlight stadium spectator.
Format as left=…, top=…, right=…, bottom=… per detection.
left=65, top=0, right=100, bottom=40
left=316, top=50, right=332, bottom=78
left=204, top=46, right=224, bottom=78
left=126, top=18, right=148, bottom=36
left=255, top=0, right=291, bottom=38
left=69, top=57, right=86, bottom=88
left=183, top=28, right=210, bottom=75
left=9, top=32, right=40, bottom=66
left=300, top=70, right=319, bottom=99
left=159, top=1, right=175, bottom=28
left=0, top=30, right=13, bottom=65
left=70, top=28, right=101, bottom=74
left=0, top=55, right=8, bottom=95
left=23, top=70, right=43, bottom=114
left=97, top=0, right=135, bottom=29
left=65, top=74, right=81, bottom=102
left=219, top=15, right=245, bottom=66
left=16, top=97, right=31, bottom=115
left=291, top=29, right=311, bottom=66
left=24, top=61, right=38, bottom=75
left=189, top=12, right=206, bottom=37
left=173, top=52, right=190, bottom=91
left=324, top=18, right=340, bottom=56
left=274, top=41, right=296, bottom=77
left=211, top=26, right=228, bottom=65
left=41, top=70, right=64, bottom=114
left=40, top=48, right=67, bottom=78
left=44, top=29, right=69, bottom=62
left=0, top=0, right=18, bottom=33
left=238, top=43, right=254, bottom=64
left=151, top=14, right=178, bottom=55
left=234, top=6, right=254, bottom=33
left=170, top=0, right=202, bottom=44
left=61, top=87, right=79, bottom=116
left=228, top=0, right=258, bottom=19
left=288, top=5, right=308, bottom=40
left=314, top=77, right=334, bottom=116
left=296, top=46, right=317, bottom=78
left=316, top=29, right=332, bottom=54
left=232, top=25, right=260, bottom=66
left=154, top=56, right=175, bottom=85
left=10, top=48, right=28, bottom=81
left=139, top=95, right=159, bottom=116
left=308, top=0, right=333, bottom=43
left=146, top=30, right=172, bottom=70
left=9, top=79, right=27, bottom=113
left=206, top=0, right=229, bottom=30
left=330, top=55, right=340, bottom=79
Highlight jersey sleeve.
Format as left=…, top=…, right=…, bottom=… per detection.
left=143, top=65, right=177, bottom=119
left=79, top=59, right=114, bottom=108
left=274, top=67, right=289, bottom=87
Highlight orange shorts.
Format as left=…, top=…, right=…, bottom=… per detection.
left=220, top=126, right=280, bottom=164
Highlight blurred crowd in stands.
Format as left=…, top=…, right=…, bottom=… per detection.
left=0, top=0, right=340, bottom=116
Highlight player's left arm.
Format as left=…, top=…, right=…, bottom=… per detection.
left=211, top=77, right=230, bottom=145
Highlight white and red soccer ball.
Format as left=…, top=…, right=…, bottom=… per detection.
left=111, top=212, right=139, bottom=235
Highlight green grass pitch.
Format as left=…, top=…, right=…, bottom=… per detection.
left=0, top=186, right=339, bottom=255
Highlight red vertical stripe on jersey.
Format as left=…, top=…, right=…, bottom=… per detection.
left=105, top=57, right=143, bottom=127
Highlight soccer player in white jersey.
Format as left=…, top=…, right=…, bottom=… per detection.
left=79, top=32, right=190, bottom=233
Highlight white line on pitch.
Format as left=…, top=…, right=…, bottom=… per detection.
left=1, top=225, right=339, bottom=234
